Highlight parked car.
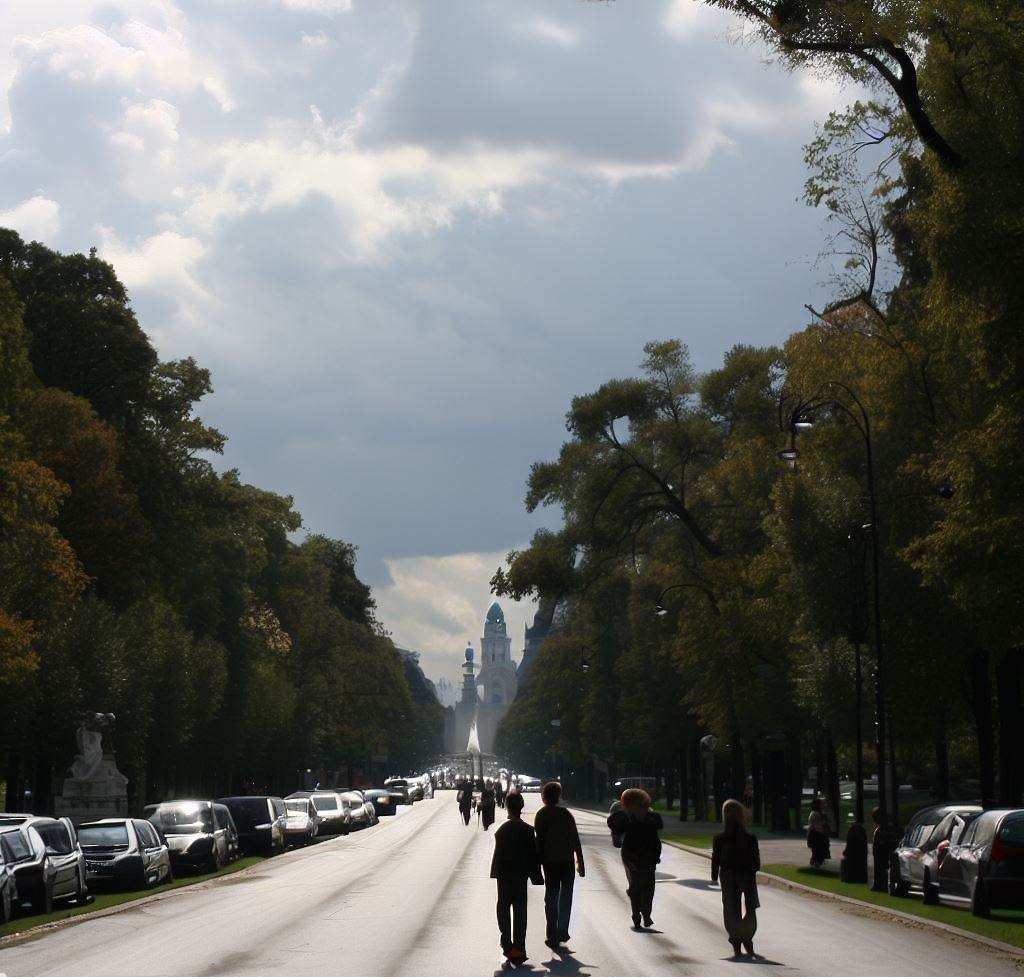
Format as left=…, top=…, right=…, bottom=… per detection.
left=407, top=779, right=425, bottom=803
left=145, top=801, right=238, bottom=872
left=938, top=808, right=1024, bottom=916
left=217, top=796, right=288, bottom=855
left=338, top=790, right=377, bottom=828
left=892, top=803, right=982, bottom=898
left=78, top=819, right=172, bottom=890
left=287, top=791, right=352, bottom=833
left=383, top=778, right=411, bottom=804
left=362, top=789, right=401, bottom=817
left=0, top=827, right=23, bottom=923
left=283, top=797, right=322, bottom=846
left=0, top=815, right=87, bottom=914
left=516, top=776, right=542, bottom=793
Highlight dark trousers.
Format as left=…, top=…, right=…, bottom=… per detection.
left=623, top=858, right=656, bottom=919
left=719, top=868, right=758, bottom=946
left=496, top=877, right=528, bottom=952
left=459, top=805, right=471, bottom=825
left=542, top=861, right=575, bottom=940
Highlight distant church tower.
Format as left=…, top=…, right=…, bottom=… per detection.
left=478, top=602, right=516, bottom=705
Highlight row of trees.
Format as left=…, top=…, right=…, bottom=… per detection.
left=0, top=230, right=443, bottom=813
left=495, top=0, right=1024, bottom=821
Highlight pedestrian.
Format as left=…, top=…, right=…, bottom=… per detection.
left=490, top=791, right=544, bottom=965
left=870, top=805, right=894, bottom=892
left=458, top=782, right=472, bottom=826
left=481, top=782, right=497, bottom=831
left=607, top=788, right=662, bottom=929
left=495, top=779, right=506, bottom=809
left=711, top=798, right=760, bottom=959
left=533, top=781, right=585, bottom=950
left=806, top=797, right=831, bottom=867
left=840, top=820, right=868, bottom=883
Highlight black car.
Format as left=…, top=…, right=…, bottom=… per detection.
left=892, top=803, right=981, bottom=898
left=0, top=828, right=23, bottom=923
left=78, top=819, right=172, bottom=890
left=938, top=808, right=1024, bottom=916
left=383, top=779, right=411, bottom=804
left=362, top=789, right=402, bottom=817
left=217, top=797, right=288, bottom=855
left=0, top=816, right=87, bottom=914
left=146, top=801, right=238, bottom=872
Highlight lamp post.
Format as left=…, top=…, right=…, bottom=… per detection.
left=779, top=382, right=893, bottom=845
left=846, top=527, right=870, bottom=827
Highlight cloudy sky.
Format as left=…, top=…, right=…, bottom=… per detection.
left=0, top=0, right=850, bottom=687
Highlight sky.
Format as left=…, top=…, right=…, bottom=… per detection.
left=0, top=0, right=852, bottom=688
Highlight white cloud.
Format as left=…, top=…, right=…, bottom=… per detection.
left=95, top=227, right=205, bottom=294
left=0, top=194, right=61, bottom=241
left=282, top=0, right=352, bottom=13
left=518, top=18, right=579, bottom=48
left=374, top=550, right=534, bottom=688
left=301, top=31, right=330, bottom=49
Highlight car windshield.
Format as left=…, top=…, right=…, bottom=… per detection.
left=311, top=796, right=338, bottom=812
left=285, top=800, right=308, bottom=814
left=79, top=824, right=130, bottom=848
left=386, top=780, right=407, bottom=788
left=0, top=831, right=32, bottom=861
left=149, top=804, right=213, bottom=835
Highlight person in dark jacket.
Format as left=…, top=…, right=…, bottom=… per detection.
left=533, top=781, right=585, bottom=949
left=457, top=783, right=473, bottom=826
left=481, top=783, right=497, bottom=830
left=490, top=792, right=543, bottom=964
left=840, top=820, right=868, bottom=883
left=607, top=788, right=663, bottom=928
left=711, top=798, right=761, bottom=958
left=806, top=797, right=831, bottom=867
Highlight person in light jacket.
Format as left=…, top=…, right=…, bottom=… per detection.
left=711, top=798, right=761, bottom=958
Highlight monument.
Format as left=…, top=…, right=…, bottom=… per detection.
left=54, top=712, right=129, bottom=824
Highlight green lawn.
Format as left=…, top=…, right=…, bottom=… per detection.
left=0, top=856, right=263, bottom=940
left=663, top=833, right=717, bottom=849
left=762, top=863, right=1024, bottom=950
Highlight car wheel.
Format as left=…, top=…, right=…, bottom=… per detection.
left=164, top=861, right=174, bottom=884
left=922, top=869, right=939, bottom=905
left=971, top=879, right=990, bottom=918
left=32, top=878, right=54, bottom=916
left=74, top=870, right=89, bottom=905
left=2, top=884, right=11, bottom=924
left=137, top=865, right=152, bottom=890
left=891, top=877, right=909, bottom=898
left=207, top=848, right=223, bottom=874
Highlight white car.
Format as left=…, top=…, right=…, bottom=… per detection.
left=339, top=791, right=378, bottom=828
left=283, top=797, right=323, bottom=846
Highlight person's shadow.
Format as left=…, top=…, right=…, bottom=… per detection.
left=721, top=953, right=786, bottom=966
left=670, top=878, right=718, bottom=890
left=542, top=948, right=596, bottom=976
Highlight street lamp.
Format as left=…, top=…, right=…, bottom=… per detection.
left=779, top=382, right=894, bottom=846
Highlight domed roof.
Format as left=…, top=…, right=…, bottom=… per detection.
left=465, top=645, right=474, bottom=662
left=486, top=602, right=504, bottom=623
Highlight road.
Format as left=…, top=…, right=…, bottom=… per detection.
left=1, top=791, right=1019, bottom=976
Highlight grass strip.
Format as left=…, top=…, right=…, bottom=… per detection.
left=762, top=863, right=1024, bottom=950
left=663, top=834, right=717, bottom=850
left=0, top=855, right=264, bottom=940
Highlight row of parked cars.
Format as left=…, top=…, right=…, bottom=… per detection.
left=891, top=804, right=1024, bottom=917
left=0, top=776, right=433, bottom=924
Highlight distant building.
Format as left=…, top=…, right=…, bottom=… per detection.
left=434, top=676, right=456, bottom=709
left=444, top=602, right=519, bottom=756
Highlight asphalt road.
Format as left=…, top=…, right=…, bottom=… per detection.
left=1, top=791, right=1019, bottom=977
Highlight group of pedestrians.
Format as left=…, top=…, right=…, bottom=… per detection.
left=484, top=782, right=762, bottom=966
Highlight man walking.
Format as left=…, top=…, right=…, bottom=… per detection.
left=533, top=781, right=585, bottom=950
left=490, top=792, right=543, bottom=965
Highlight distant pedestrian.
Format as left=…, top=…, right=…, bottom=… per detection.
left=481, top=783, right=497, bottom=830
left=870, top=806, right=894, bottom=892
left=711, top=798, right=760, bottom=959
left=806, top=798, right=831, bottom=867
left=458, top=783, right=473, bottom=826
left=840, top=820, right=868, bottom=883
left=534, top=781, right=584, bottom=950
left=607, top=788, right=662, bottom=928
left=491, top=792, right=544, bottom=965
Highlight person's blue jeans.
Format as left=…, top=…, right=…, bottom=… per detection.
left=542, top=861, right=575, bottom=941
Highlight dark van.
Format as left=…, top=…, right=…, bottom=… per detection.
left=216, top=797, right=288, bottom=855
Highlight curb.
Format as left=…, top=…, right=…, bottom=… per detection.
left=662, top=839, right=1024, bottom=961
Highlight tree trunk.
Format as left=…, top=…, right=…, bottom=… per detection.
left=5, top=750, right=21, bottom=813
left=996, top=650, right=1024, bottom=806
left=692, top=738, right=705, bottom=821
left=664, top=757, right=675, bottom=810
left=751, top=744, right=763, bottom=827
left=969, top=647, right=996, bottom=807
left=787, top=739, right=803, bottom=832
left=678, top=743, right=689, bottom=822
left=934, top=708, right=950, bottom=801
left=825, top=730, right=841, bottom=837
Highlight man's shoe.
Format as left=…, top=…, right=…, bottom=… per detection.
left=642, top=915, right=653, bottom=928
left=742, top=940, right=755, bottom=956
left=559, top=931, right=571, bottom=943
left=544, top=939, right=558, bottom=949
left=631, top=911, right=641, bottom=928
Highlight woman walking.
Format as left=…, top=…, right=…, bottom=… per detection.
left=711, top=799, right=761, bottom=958
left=607, top=788, right=662, bottom=928
left=806, top=798, right=831, bottom=868
left=480, top=781, right=497, bottom=831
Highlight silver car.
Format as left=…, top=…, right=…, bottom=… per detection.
left=0, top=827, right=23, bottom=923
left=283, top=797, right=323, bottom=846
left=146, top=800, right=237, bottom=872
left=78, top=818, right=172, bottom=889
left=339, top=791, right=377, bottom=829
left=0, top=815, right=87, bottom=915
left=286, top=792, right=351, bottom=835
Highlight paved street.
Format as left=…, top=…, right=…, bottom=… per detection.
left=0, top=792, right=1018, bottom=977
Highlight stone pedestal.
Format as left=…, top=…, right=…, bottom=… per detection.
left=54, top=753, right=128, bottom=825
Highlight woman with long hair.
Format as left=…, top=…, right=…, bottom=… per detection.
left=711, top=798, right=761, bottom=958
left=807, top=797, right=831, bottom=867
left=607, top=788, right=663, bottom=928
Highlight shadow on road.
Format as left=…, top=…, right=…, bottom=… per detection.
left=668, top=878, right=718, bottom=890
left=720, top=954, right=786, bottom=966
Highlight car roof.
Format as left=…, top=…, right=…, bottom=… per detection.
left=80, top=818, right=130, bottom=826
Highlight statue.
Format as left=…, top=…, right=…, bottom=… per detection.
left=69, top=712, right=116, bottom=781
left=55, top=711, right=127, bottom=824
